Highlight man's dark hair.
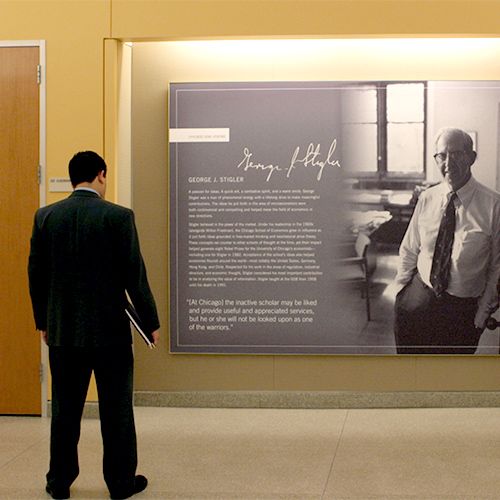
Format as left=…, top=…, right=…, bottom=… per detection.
left=69, top=151, right=107, bottom=187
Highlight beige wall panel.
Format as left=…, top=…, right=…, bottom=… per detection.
left=274, top=356, right=418, bottom=392
left=416, top=357, right=500, bottom=392
left=112, top=0, right=500, bottom=40
left=135, top=354, right=275, bottom=391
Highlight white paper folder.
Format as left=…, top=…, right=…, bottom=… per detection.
left=125, top=301, right=155, bottom=349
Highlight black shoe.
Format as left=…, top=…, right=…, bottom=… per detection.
left=110, top=475, right=148, bottom=500
left=46, top=483, right=70, bottom=499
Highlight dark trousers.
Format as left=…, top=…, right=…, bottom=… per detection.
left=47, top=345, right=137, bottom=495
left=394, top=274, right=481, bottom=354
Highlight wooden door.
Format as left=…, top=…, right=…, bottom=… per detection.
left=0, top=46, right=41, bottom=415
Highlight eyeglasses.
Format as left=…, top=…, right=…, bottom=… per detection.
left=434, top=150, right=470, bottom=164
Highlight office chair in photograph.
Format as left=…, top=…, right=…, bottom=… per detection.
left=333, top=233, right=371, bottom=321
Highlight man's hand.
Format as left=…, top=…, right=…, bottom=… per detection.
left=151, top=329, right=160, bottom=347
left=40, top=331, right=47, bottom=345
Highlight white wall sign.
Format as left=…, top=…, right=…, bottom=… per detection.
left=49, top=178, right=72, bottom=192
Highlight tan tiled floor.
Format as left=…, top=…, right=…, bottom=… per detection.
left=2, top=406, right=500, bottom=499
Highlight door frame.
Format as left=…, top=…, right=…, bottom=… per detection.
left=0, top=40, right=47, bottom=417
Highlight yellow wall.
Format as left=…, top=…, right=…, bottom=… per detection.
left=111, top=1, right=500, bottom=40
left=4, top=1, right=500, bottom=401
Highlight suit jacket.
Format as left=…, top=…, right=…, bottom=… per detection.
left=28, top=189, right=160, bottom=346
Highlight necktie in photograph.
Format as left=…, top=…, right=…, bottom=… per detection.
left=430, top=192, right=457, bottom=296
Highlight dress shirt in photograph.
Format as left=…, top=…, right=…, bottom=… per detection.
left=395, top=176, right=500, bottom=328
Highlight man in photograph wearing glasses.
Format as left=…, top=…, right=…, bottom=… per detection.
left=394, top=127, right=500, bottom=354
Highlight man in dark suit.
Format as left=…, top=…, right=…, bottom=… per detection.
left=28, top=151, right=160, bottom=500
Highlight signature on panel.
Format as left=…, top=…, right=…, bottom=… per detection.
left=236, top=139, right=341, bottom=182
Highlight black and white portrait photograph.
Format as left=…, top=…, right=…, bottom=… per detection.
left=169, top=80, right=500, bottom=355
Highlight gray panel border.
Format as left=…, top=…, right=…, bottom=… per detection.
left=133, top=390, right=500, bottom=410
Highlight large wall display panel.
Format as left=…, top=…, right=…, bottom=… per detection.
left=169, top=81, right=500, bottom=355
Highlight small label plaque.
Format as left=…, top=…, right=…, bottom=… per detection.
left=49, top=178, right=73, bottom=193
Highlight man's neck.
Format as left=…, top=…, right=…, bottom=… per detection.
left=75, top=185, right=100, bottom=196
left=74, top=176, right=105, bottom=198
left=447, top=173, right=472, bottom=193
